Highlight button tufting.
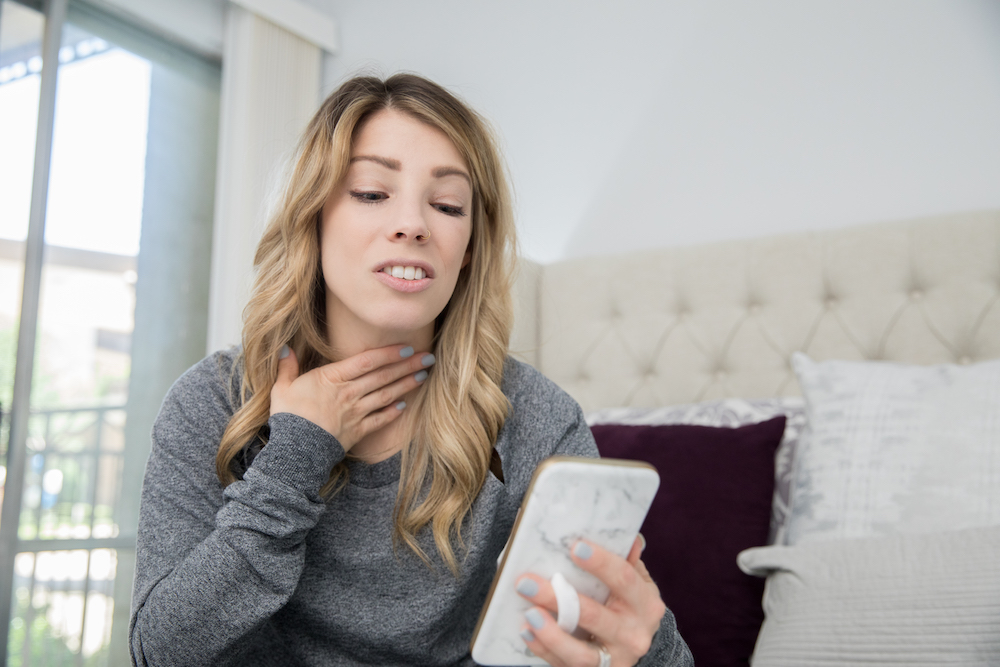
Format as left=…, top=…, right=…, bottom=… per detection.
left=910, top=289, right=923, bottom=301
left=959, top=356, right=972, bottom=365
left=749, top=303, right=762, bottom=315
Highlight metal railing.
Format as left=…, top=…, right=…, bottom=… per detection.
left=1, top=403, right=129, bottom=667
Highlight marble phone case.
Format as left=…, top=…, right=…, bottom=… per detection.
left=470, top=456, right=660, bottom=665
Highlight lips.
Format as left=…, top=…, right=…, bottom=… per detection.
left=373, top=259, right=434, bottom=293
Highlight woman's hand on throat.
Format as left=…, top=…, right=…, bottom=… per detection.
left=269, top=344, right=435, bottom=452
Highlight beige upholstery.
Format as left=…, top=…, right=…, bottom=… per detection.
left=511, top=210, right=1000, bottom=412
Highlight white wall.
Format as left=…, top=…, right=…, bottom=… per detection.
left=307, top=0, right=1000, bottom=263
left=128, top=0, right=1000, bottom=264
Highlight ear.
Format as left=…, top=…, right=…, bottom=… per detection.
left=462, top=249, right=472, bottom=269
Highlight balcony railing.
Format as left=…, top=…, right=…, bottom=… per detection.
left=1, top=404, right=130, bottom=667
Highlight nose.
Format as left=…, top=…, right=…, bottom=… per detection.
left=390, top=199, right=431, bottom=243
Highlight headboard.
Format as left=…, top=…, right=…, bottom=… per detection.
left=511, top=210, right=1000, bottom=412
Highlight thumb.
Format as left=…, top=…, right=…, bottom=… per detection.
left=275, top=344, right=300, bottom=388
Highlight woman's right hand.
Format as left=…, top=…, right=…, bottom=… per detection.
left=269, top=344, right=435, bottom=451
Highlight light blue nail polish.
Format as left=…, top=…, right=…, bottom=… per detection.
left=525, top=608, right=545, bottom=629
left=400, top=346, right=414, bottom=358
left=414, top=370, right=428, bottom=383
left=396, top=401, right=406, bottom=410
left=421, top=353, right=436, bottom=367
left=516, top=579, right=539, bottom=597
left=520, top=629, right=535, bottom=643
left=573, top=542, right=593, bottom=560
left=279, top=345, right=290, bottom=359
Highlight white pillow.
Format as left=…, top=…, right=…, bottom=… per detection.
left=786, top=353, right=1000, bottom=545
left=588, top=398, right=806, bottom=544
left=738, top=526, right=1000, bottom=666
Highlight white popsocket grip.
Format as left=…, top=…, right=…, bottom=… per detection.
left=550, top=572, right=580, bottom=633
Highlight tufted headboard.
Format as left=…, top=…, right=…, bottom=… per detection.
left=510, top=210, right=1000, bottom=413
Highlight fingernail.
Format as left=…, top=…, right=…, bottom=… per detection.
left=638, top=533, right=647, bottom=552
left=414, top=370, right=428, bottom=383
left=573, top=542, right=593, bottom=560
left=525, top=608, right=545, bottom=629
left=520, top=629, right=535, bottom=643
left=516, top=578, right=539, bottom=597
left=421, top=353, right=436, bottom=367
left=279, top=345, right=290, bottom=359
left=400, top=346, right=414, bottom=358
left=396, top=401, right=406, bottom=410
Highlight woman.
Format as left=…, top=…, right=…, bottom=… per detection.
left=130, top=73, right=692, bottom=667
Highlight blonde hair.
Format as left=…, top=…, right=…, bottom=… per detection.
left=216, top=74, right=516, bottom=572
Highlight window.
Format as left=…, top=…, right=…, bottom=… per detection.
left=0, top=1, right=219, bottom=664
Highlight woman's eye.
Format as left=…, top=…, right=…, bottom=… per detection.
left=433, top=203, right=466, bottom=217
left=350, top=191, right=386, bottom=203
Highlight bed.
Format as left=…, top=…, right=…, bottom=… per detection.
left=508, top=210, right=1000, bottom=666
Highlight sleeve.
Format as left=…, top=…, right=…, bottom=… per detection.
left=129, top=356, right=345, bottom=667
left=638, top=611, right=695, bottom=667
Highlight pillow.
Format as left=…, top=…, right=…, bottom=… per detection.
left=588, top=398, right=806, bottom=544
left=738, top=525, right=1000, bottom=666
left=787, top=353, right=1000, bottom=545
left=591, top=417, right=786, bottom=667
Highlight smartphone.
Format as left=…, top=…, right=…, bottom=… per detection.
left=470, top=455, right=660, bottom=666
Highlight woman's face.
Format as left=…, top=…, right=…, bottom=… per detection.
left=320, top=109, right=473, bottom=347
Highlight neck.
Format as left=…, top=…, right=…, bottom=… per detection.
left=326, top=316, right=435, bottom=464
left=326, top=316, right=435, bottom=362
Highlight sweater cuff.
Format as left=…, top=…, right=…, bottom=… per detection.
left=251, top=413, right=346, bottom=495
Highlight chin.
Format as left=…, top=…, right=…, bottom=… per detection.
left=365, top=309, right=441, bottom=337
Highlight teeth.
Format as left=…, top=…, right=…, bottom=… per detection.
left=385, top=266, right=426, bottom=281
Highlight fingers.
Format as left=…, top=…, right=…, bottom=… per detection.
left=268, top=343, right=435, bottom=447
left=520, top=607, right=596, bottom=667
left=516, top=574, right=619, bottom=646
left=329, top=344, right=427, bottom=382
left=570, top=540, right=644, bottom=610
left=325, top=345, right=436, bottom=400
left=354, top=363, right=429, bottom=416
left=626, top=534, right=644, bottom=567
left=355, top=395, right=410, bottom=435
left=515, top=537, right=665, bottom=666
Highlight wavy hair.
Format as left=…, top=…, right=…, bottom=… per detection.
left=215, top=74, right=516, bottom=572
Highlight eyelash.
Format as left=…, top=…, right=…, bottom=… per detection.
left=350, top=191, right=466, bottom=217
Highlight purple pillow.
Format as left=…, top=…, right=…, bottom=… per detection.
left=591, top=417, right=785, bottom=667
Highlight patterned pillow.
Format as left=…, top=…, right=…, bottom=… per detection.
left=786, top=353, right=1000, bottom=545
left=588, top=398, right=806, bottom=545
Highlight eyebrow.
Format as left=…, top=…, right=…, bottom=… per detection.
left=350, top=155, right=401, bottom=170
left=350, top=155, right=471, bottom=185
left=432, top=166, right=472, bottom=185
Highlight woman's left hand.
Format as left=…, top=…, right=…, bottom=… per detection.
left=515, top=536, right=665, bottom=667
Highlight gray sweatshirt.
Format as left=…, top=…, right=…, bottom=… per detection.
left=130, top=349, right=693, bottom=666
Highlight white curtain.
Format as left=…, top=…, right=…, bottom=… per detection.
left=207, top=4, right=323, bottom=352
